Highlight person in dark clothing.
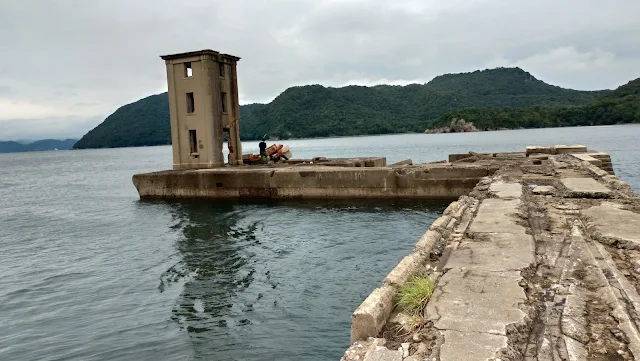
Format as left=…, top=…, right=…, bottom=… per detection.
left=259, top=138, right=267, bottom=162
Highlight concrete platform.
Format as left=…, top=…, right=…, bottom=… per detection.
left=582, top=202, right=640, bottom=247
left=561, top=177, right=612, bottom=198
left=132, top=162, right=496, bottom=200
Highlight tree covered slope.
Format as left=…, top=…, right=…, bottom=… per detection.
left=74, top=67, right=611, bottom=149
left=431, top=77, right=640, bottom=131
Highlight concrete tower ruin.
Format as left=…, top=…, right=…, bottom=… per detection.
left=161, top=49, right=243, bottom=169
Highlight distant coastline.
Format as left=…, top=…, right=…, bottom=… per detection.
left=0, top=139, right=78, bottom=154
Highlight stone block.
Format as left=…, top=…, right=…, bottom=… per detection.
left=582, top=203, right=640, bottom=247
left=382, top=252, right=428, bottom=288
left=414, top=230, right=442, bottom=253
left=560, top=178, right=611, bottom=198
left=570, top=153, right=602, bottom=168
left=585, top=165, right=609, bottom=178
left=526, top=146, right=553, bottom=155
left=489, top=181, right=522, bottom=199
left=532, top=185, right=555, bottom=195
left=555, top=145, right=587, bottom=154
left=452, top=201, right=468, bottom=221
left=468, top=199, right=526, bottom=234
left=443, top=201, right=460, bottom=216
left=429, top=215, right=452, bottom=233
left=351, top=286, right=396, bottom=343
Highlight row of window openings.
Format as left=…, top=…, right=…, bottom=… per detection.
left=186, top=92, right=226, bottom=113
left=184, top=62, right=226, bottom=78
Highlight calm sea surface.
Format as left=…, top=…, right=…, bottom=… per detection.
left=1, top=125, right=639, bottom=361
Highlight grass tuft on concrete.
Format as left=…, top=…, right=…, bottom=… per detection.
left=396, top=274, right=434, bottom=328
left=396, top=274, right=435, bottom=336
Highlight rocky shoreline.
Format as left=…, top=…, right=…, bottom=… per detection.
left=424, top=118, right=479, bottom=134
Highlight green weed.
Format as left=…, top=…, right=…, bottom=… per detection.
left=395, top=274, right=434, bottom=331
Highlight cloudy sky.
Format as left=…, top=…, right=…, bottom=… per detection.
left=1, top=0, right=639, bottom=141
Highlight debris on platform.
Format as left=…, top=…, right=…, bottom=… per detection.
left=242, top=143, right=292, bottom=164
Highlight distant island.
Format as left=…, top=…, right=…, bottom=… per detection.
left=73, top=67, right=637, bottom=149
left=0, top=139, right=78, bottom=154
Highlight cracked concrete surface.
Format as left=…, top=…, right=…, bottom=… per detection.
left=427, top=269, right=528, bottom=335
left=431, top=182, right=533, bottom=361
left=343, top=147, right=640, bottom=361
left=467, top=198, right=526, bottom=234
left=445, top=233, right=534, bottom=272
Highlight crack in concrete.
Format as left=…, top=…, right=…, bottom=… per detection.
left=344, top=148, right=640, bottom=361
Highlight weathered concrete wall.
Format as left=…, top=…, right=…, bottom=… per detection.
left=133, top=163, right=495, bottom=200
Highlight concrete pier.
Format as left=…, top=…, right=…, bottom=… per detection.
left=132, top=142, right=640, bottom=359
left=342, top=146, right=640, bottom=361
left=133, top=159, right=499, bottom=200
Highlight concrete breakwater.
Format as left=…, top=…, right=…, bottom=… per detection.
left=341, top=146, right=640, bottom=361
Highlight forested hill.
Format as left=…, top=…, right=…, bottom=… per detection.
left=74, top=67, right=610, bottom=149
left=74, top=94, right=171, bottom=149
left=431, top=77, right=640, bottom=131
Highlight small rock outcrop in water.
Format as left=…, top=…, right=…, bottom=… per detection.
left=425, top=118, right=478, bottom=134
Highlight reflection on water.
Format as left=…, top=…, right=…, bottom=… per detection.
left=162, top=200, right=444, bottom=361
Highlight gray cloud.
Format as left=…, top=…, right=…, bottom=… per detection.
left=1, top=0, right=639, bottom=140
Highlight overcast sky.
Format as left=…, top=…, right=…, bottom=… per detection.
left=1, top=0, right=639, bottom=141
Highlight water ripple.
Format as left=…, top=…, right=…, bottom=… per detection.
left=1, top=127, right=640, bottom=361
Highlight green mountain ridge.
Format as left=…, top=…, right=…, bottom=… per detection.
left=74, top=67, right=612, bottom=149
left=432, top=77, right=640, bottom=131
